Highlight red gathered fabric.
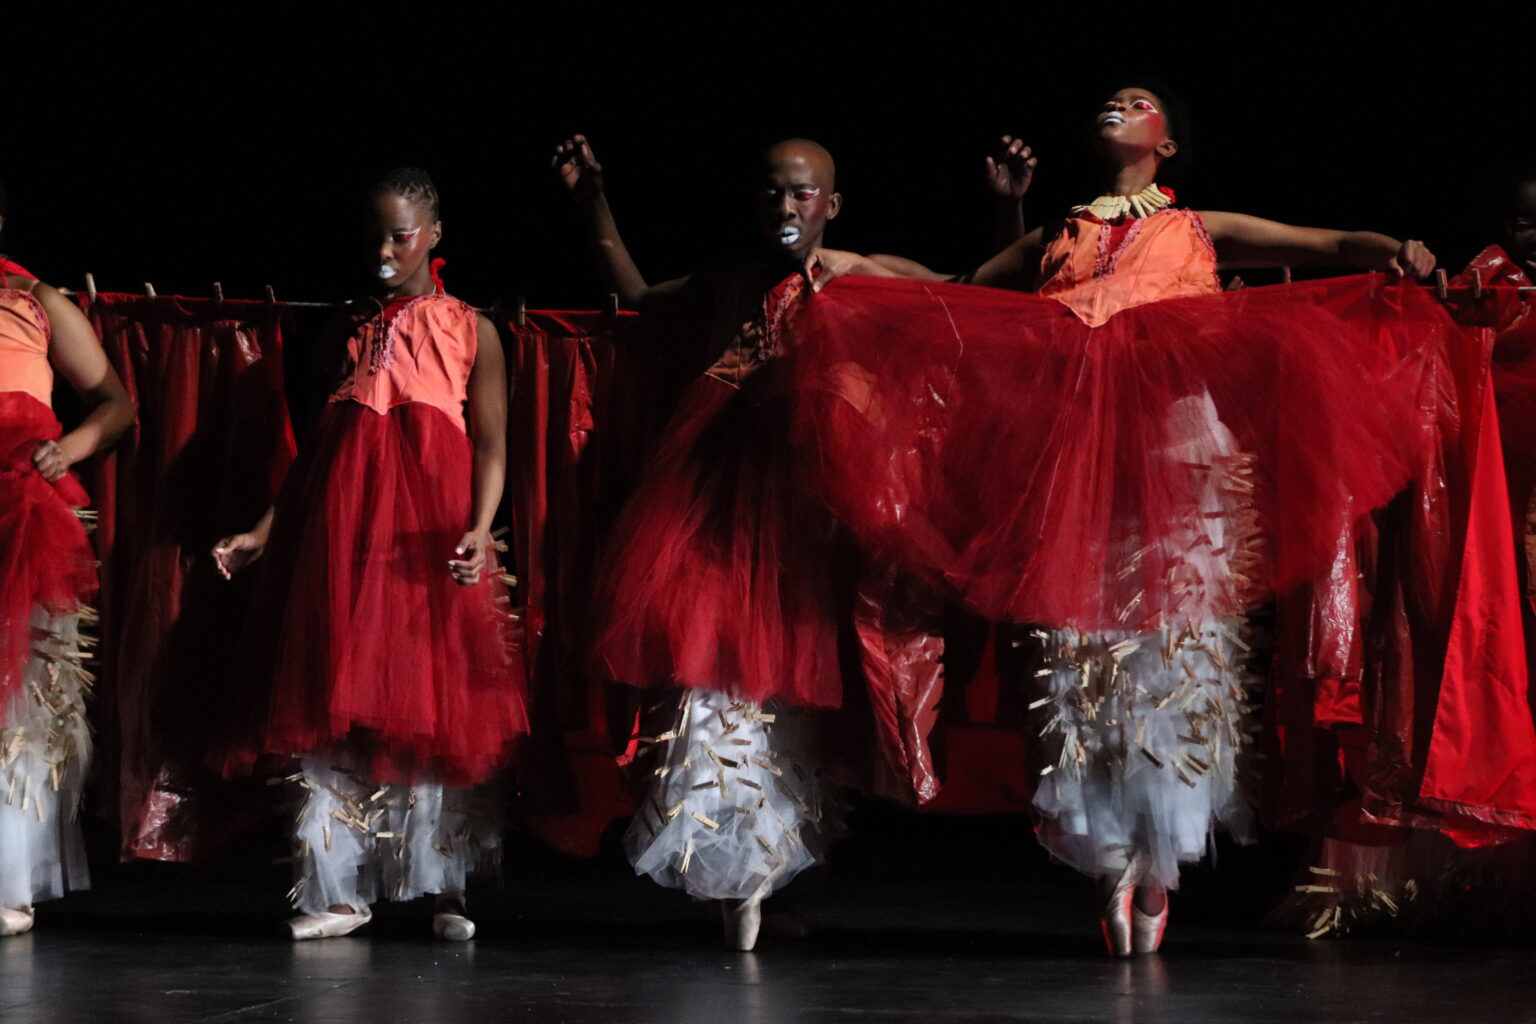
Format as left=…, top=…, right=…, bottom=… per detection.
left=0, top=258, right=36, bottom=280
left=0, top=393, right=95, bottom=697
left=786, top=273, right=1456, bottom=631
left=502, top=308, right=654, bottom=856
left=83, top=292, right=297, bottom=861
left=785, top=271, right=1536, bottom=838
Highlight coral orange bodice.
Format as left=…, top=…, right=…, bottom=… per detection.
left=1038, top=208, right=1221, bottom=326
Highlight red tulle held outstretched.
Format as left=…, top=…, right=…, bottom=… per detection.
left=785, top=273, right=1460, bottom=631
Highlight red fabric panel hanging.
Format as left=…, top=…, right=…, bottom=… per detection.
left=1262, top=257, right=1536, bottom=844
left=82, top=293, right=296, bottom=862
left=502, top=308, right=672, bottom=856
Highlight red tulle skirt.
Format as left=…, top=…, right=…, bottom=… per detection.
left=0, top=393, right=96, bottom=694
left=221, top=400, right=526, bottom=787
left=592, top=370, right=848, bottom=707
left=785, top=274, right=1459, bottom=630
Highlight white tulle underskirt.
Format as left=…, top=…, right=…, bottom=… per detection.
left=1029, top=393, right=1258, bottom=889
left=0, top=607, right=92, bottom=909
left=626, top=688, right=835, bottom=901
left=290, top=756, right=498, bottom=915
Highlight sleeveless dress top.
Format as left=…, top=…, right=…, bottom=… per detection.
left=329, top=293, right=479, bottom=430
left=1038, top=207, right=1221, bottom=325
left=0, top=285, right=53, bottom=408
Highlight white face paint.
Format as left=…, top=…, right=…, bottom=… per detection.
left=378, top=265, right=398, bottom=280
left=777, top=226, right=802, bottom=247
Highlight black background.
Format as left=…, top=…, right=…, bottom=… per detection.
left=3, top=11, right=1531, bottom=309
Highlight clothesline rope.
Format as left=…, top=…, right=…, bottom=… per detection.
left=61, top=280, right=627, bottom=322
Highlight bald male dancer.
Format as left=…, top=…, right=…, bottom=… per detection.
left=555, top=135, right=864, bottom=951
left=555, top=134, right=841, bottom=345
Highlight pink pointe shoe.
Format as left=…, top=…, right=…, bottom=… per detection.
left=0, top=907, right=34, bottom=937
left=1132, top=901, right=1169, bottom=953
left=722, top=898, right=763, bottom=951
left=287, top=906, right=372, bottom=940
left=433, top=896, right=476, bottom=941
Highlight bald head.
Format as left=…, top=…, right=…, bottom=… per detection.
left=756, top=138, right=842, bottom=260
left=763, top=139, right=836, bottom=192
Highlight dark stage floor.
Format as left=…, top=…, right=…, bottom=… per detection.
left=2, top=809, right=1531, bottom=1023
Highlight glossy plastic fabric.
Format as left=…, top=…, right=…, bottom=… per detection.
left=1258, top=253, right=1536, bottom=841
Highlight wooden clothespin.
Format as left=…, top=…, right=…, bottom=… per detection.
left=515, top=295, right=527, bottom=328
left=1434, top=268, right=1449, bottom=303
left=1471, top=267, right=1484, bottom=301
left=144, top=282, right=157, bottom=301
left=265, top=284, right=277, bottom=306
left=1281, top=267, right=1293, bottom=285
left=213, top=281, right=225, bottom=308
left=83, top=273, right=97, bottom=305
left=606, top=292, right=620, bottom=318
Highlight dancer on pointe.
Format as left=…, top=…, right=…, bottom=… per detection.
left=213, top=168, right=524, bottom=941
left=0, top=181, right=134, bottom=936
left=554, top=134, right=874, bottom=951
left=799, top=82, right=1439, bottom=955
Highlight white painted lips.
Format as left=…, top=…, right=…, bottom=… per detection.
left=377, top=265, right=398, bottom=280
left=776, top=227, right=801, bottom=246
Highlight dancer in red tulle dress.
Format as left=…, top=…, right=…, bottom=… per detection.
left=555, top=135, right=871, bottom=950
left=0, top=193, right=134, bottom=936
left=213, top=168, right=524, bottom=941
left=557, top=133, right=1024, bottom=948
left=794, top=83, right=1448, bottom=955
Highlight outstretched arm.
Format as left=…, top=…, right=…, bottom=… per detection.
left=802, top=225, right=1049, bottom=293
left=1200, top=211, right=1435, bottom=277
left=552, top=134, right=692, bottom=309
left=801, top=250, right=945, bottom=292
left=32, top=284, right=133, bottom=482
